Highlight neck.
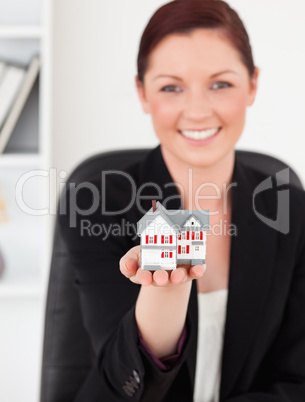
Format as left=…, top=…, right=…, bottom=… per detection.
left=160, top=145, right=235, bottom=213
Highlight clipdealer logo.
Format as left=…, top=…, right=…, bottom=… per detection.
left=13, top=166, right=291, bottom=235
left=13, top=168, right=236, bottom=237
left=252, top=168, right=290, bottom=234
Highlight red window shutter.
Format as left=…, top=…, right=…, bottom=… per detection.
left=178, top=234, right=181, bottom=240
left=192, top=231, right=195, bottom=240
left=161, top=252, right=164, bottom=258
left=154, top=235, right=157, bottom=244
left=178, top=245, right=181, bottom=254
left=186, top=245, right=190, bottom=254
left=200, top=231, right=203, bottom=240
left=170, top=252, right=173, bottom=258
left=170, top=235, right=173, bottom=244
left=187, top=232, right=189, bottom=240
left=161, top=236, right=164, bottom=244
left=146, top=235, right=149, bottom=244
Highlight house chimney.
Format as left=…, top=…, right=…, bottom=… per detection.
left=152, top=200, right=156, bottom=212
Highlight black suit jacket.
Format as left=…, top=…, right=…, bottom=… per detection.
left=60, top=146, right=305, bottom=401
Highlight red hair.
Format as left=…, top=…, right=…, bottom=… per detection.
left=137, top=0, right=255, bottom=82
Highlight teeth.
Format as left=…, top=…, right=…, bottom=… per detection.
left=181, top=128, right=219, bottom=140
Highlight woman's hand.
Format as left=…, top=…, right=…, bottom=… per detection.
left=120, top=245, right=206, bottom=358
left=119, top=245, right=206, bottom=287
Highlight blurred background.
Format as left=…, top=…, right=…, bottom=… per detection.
left=0, top=0, right=304, bottom=400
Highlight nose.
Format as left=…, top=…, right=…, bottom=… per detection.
left=183, top=89, right=212, bottom=121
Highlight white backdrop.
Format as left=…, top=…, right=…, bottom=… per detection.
left=52, top=0, right=305, bottom=186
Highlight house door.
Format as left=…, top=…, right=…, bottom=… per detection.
left=193, top=245, right=201, bottom=258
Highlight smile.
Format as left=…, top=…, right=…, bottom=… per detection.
left=179, top=128, right=220, bottom=140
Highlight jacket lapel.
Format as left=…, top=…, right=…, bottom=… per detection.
left=219, top=155, right=278, bottom=400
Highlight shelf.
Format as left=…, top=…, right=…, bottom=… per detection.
left=0, top=25, right=43, bottom=38
left=0, top=153, right=42, bottom=167
left=0, top=0, right=50, bottom=400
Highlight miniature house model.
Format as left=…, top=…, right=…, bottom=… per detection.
left=137, top=201, right=210, bottom=271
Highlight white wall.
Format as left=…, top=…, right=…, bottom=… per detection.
left=52, top=0, right=305, bottom=186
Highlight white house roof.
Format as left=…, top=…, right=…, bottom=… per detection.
left=137, top=201, right=210, bottom=235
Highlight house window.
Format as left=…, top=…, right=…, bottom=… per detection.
left=195, top=246, right=199, bottom=251
left=161, top=251, right=173, bottom=259
left=164, top=236, right=173, bottom=244
left=149, top=236, right=153, bottom=244
left=191, top=221, right=194, bottom=225
left=182, top=247, right=186, bottom=254
left=182, top=232, right=186, bottom=240
left=195, top=232, right=200, bottom=240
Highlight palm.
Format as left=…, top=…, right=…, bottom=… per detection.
left=120, top=246, right=205, bottom=287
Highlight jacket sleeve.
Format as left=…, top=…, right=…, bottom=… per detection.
left=59, top=181, right=195, bottom=401
left=138, top=325, right=188, bottom=371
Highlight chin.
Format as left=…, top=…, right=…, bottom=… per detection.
left=181, top=148, right=234, bottom=170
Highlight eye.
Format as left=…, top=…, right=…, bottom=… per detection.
left=211, top=81, right=232, bottom=90
left=161, top=85, right=182, bottom=93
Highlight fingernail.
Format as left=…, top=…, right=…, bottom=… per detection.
left=125, top=262, right=132, bottom=273
left=195, top=267, right=203, bottom=277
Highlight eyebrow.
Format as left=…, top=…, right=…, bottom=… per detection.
left=153, top=74, right=183, bottom=81
left=211, top=69, right=238, bottom=78
left=153, top=70, right=238, bottom=81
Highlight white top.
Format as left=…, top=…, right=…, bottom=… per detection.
left=194, top=289, right=228, bottom=402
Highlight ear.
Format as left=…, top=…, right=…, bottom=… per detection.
left=247, top=67, right=259, bottom=106
left=135, top=75, right=151, bottom=114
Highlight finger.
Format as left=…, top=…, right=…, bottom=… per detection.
left=153, top=269, right=169, bottom=286
left=119, top=246, right=140, bottom=278
left=135, top=267, right=153, bottom=286
left=124, top=258, right=139, bottom=278
left=129, top=275, right=140, bottom=285
left=119, top=245, right=140, bottom=268
left=170, top=267, right=187, bottom=284
left=120, top=257, right=138, bottom=278
left=189, top=264, right=207, bottom=280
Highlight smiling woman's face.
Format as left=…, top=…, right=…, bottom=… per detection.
left=136, top=28, right=258, bottom=169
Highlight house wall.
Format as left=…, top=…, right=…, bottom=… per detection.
left=140, top=215, right=177, bottom=269
left=141, top=249, right=177, bottom=270
left=141, top=215, right=177, bottom=246
left=177, top=230, right=206, bottom=263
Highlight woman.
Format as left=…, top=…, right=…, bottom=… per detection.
left=60, top=0, right=305, bottom=401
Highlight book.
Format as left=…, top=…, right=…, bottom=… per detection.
left=0, top=56, right=40, bottom=154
